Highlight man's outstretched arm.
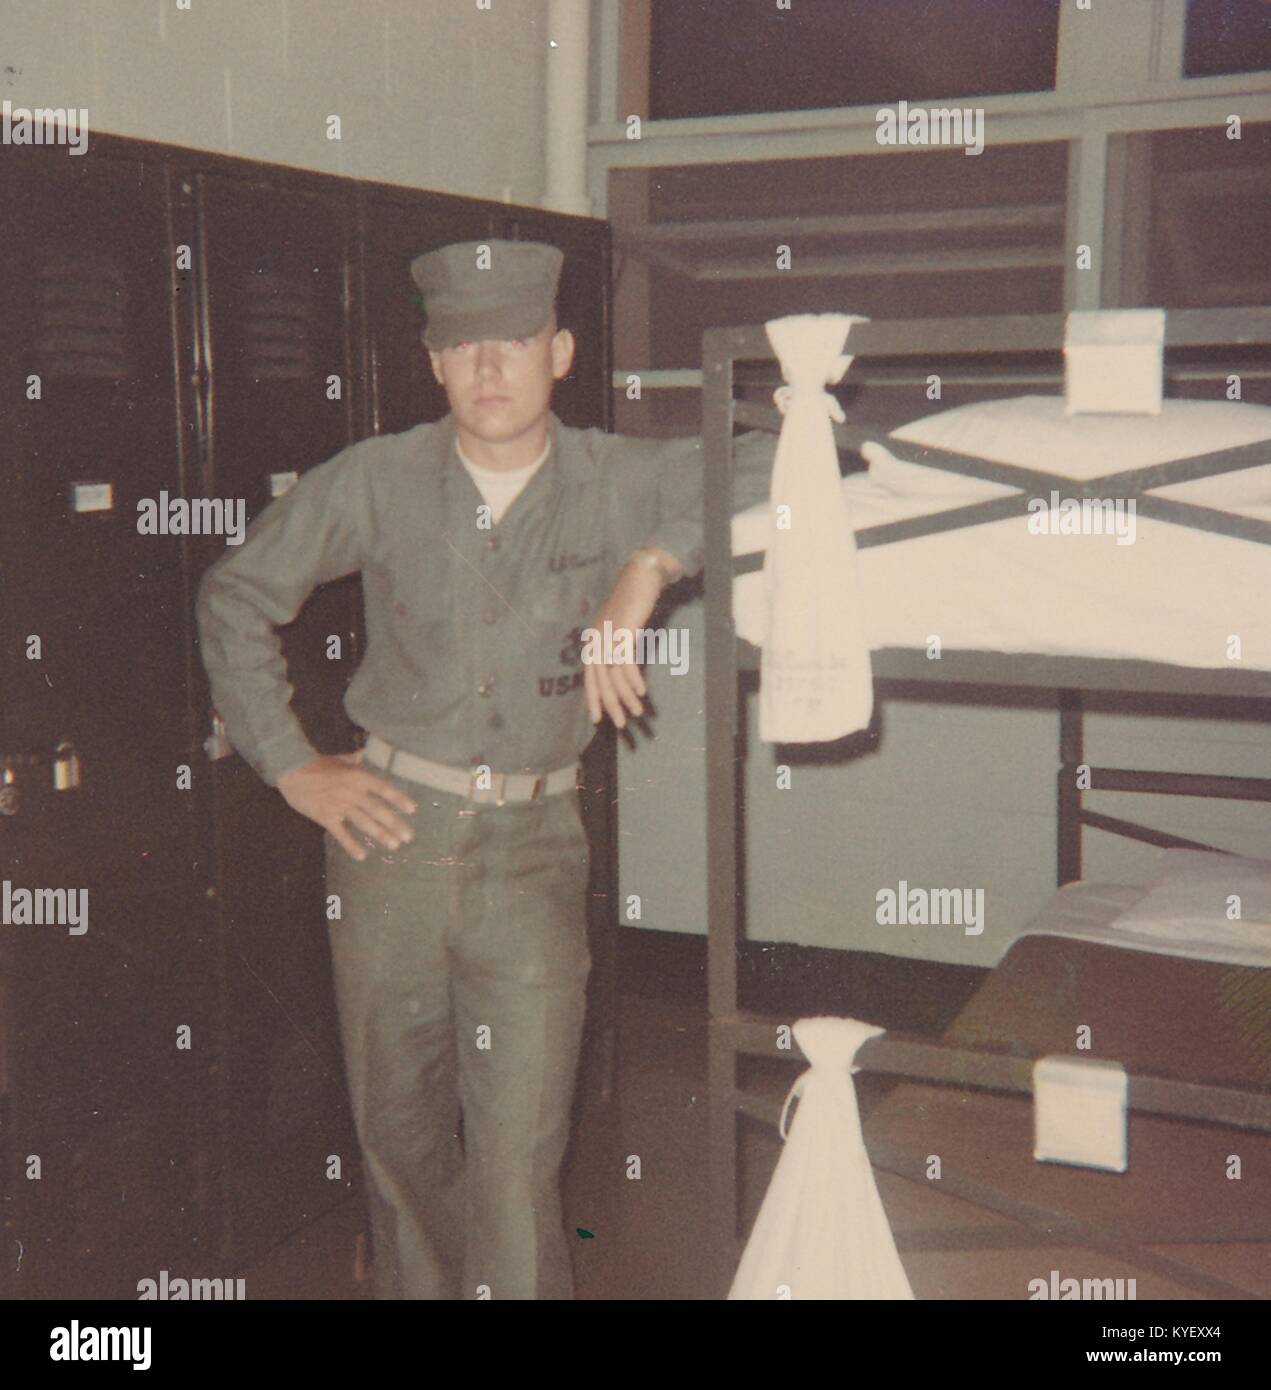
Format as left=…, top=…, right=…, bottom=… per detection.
left=586, top=429, right=777, bottom=728
left=629, top=427, right=776, bottom=582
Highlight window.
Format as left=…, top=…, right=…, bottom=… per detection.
left=1184, top=0, right=1271, bottom=79
left=1147, top=122, right=1271, bottom=308
left=650, top=0, right=1061, bottom=121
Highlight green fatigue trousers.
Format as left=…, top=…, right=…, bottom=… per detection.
left=323, top=766, right=591, bottom=1301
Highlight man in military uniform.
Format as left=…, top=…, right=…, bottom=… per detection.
left=197, top=239, right=772, bottom=1300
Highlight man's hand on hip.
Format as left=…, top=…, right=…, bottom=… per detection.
left=277, top=751, right=418, bottom=862
left=584, top=549, right=680, bottom=730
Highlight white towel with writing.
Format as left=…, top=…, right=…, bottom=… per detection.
left=758, top=314, right=874, bottom=742
left=728, top=1016, right=914, bottom=1301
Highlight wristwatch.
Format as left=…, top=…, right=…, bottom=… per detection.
left=629, top=546, right=681, bottom=587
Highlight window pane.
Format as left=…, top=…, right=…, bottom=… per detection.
left=1145, top=121, right=1271, bottom=310
left=1184, top=0, right=1271, bottom=79
left=650, top=0, right=1061, bottom=121
left=607, top=138, right=1069, bottom=436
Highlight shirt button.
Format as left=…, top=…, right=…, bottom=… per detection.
left=477, top=679, right=494, bottom=697
left=487, top=713, right=504, bottom=730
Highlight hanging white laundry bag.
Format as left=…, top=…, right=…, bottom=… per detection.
left=728, top=1016, right=915, bottom=1300
left=756, top=313, right=874, bottom=744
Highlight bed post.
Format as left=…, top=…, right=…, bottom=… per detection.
left=702, top=327, right=741, bottom=1291
left=1057, top=690, right=1084, bottom=885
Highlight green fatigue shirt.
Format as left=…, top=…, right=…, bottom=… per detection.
left=196, top=412, right=775, bottom=787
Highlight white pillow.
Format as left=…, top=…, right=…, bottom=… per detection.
left=881, top=394, right=1271, bottom=487
left=1113, top=848, right=1271, bottom=943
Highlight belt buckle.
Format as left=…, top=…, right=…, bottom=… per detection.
left=469, top=769, right=507, bottom=805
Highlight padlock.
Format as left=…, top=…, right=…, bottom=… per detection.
left=53, top=739, right=82, bottom=792
left=203, top=711, right=234, bottom=762
left=0, top=764, right=19, bottom=817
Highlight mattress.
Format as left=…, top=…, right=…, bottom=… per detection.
left=860, top=880, right=1271, bottom=1299
left=1021, top=865, right=1271, bottom=968
left=731, top=397, right=1271, bottom=673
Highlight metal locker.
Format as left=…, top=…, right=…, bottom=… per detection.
left=0, top=140, right=217, bottom=1300
left=0, top=144, right=201, bottom=879
left=187, top=167, right=365, bottom=1271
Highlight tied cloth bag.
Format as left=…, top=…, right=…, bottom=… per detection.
left=728, top=1017, right=914, bottom=1300
left=757, top=313, right=874, bottom=744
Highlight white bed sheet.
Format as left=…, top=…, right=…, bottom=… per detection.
left=1019, top=878, right=1271, bottom=968
left=732, top=462, right=1271, bottom=673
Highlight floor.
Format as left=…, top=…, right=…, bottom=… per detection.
left=240, top=990, right=767, bottom=1300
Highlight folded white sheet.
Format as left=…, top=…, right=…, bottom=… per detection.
left=730, top=398, right=1271, bottom=671
left=732, top=481, right=1271, bottom=670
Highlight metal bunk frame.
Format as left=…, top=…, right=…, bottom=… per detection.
left=701, top=305, right=1271, bottom=1297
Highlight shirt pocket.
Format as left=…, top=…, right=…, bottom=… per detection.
left=527, top=574, right=599, bottom=679
left=530, top=571, right=597, bottom=627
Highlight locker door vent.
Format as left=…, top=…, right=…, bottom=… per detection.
left=243, top=268, right=318, bottom=383
left=36, top=254, right=131, bottom=381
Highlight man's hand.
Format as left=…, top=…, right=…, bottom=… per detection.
left=584, top=549, right=680, bottom=729
left=276, top=751, right=418, bottom=862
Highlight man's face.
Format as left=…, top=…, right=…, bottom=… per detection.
left=428, top=315, right=575, bottom=448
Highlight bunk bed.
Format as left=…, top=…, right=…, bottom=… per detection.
left=701, top=306, right=1271, bottom=1299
